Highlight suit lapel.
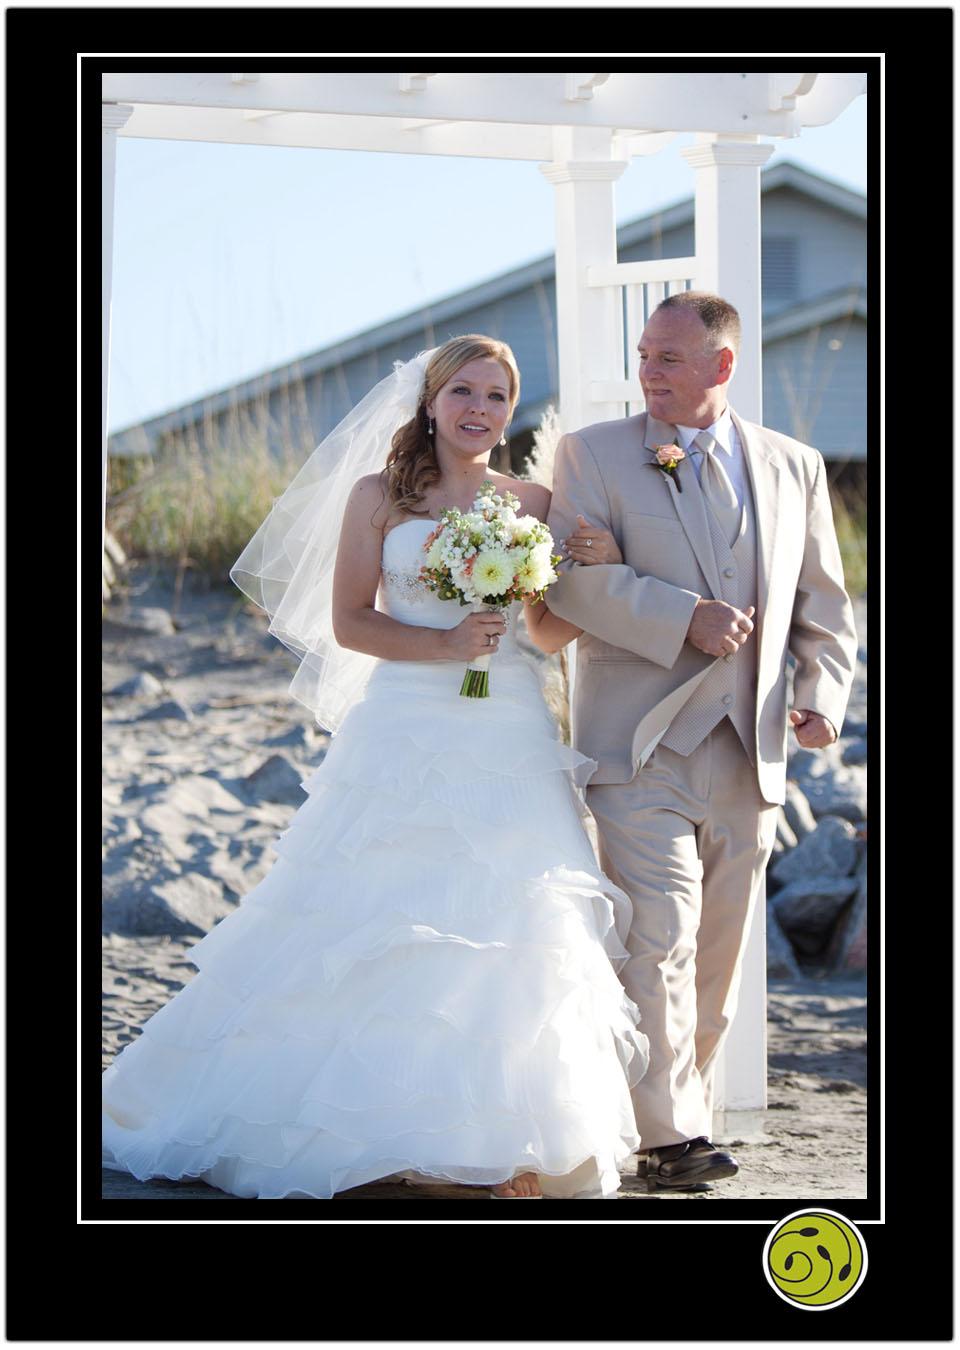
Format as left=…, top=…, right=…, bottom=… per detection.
left=642, top=412, right=722, bottom=599
left=731, top=409, right=780, bottom=645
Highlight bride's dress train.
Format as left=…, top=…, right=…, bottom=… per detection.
left=102, top=519, right=649, bottom=1199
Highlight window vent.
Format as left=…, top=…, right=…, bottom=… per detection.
left=762, top=237, right=799, bottom=300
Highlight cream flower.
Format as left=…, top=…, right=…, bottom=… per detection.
left=471, top=547, right=515, bottom=597
left=518, top=553, right=555, bottom=591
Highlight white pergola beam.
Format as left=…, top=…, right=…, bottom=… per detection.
left=114, top=104, right=686, bottom=163
left=110, top=105, right=560, bottom=160
left=565, top=73, right=610, bottom=102
left=101, top=71, right=854, bottom=137
left=398, top=73, right=436, bottom=93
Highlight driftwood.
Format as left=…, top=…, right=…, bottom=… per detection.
left=102, top=529, right=128, bottom=605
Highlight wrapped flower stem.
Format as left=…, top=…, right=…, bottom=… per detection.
left=460, top=602, right=499, bottom=698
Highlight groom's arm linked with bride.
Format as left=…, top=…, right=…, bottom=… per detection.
left=541, top=290, right=858, bottom=1189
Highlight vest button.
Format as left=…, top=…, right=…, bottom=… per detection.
left=722, top=693, right=733, bottom=705
left=723, top=566, right=735, bottom=577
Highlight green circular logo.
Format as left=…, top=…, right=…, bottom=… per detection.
left=763, top=1209, right=868, bottom=1310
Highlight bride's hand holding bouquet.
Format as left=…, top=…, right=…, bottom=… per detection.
left=420, top=480, right=562, bottom=697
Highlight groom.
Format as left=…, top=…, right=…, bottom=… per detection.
left=545, top=292, right=858, bottom=1189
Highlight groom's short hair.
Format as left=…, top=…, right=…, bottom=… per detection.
left=655, top=292, right=741, bottom=360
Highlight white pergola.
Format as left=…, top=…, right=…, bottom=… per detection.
left=102, top=71, right=866, bottom=1135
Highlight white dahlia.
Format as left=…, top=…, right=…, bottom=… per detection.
left=471, top=547, right=515, bottom=597
left=517, top=553, right=555, bottom=592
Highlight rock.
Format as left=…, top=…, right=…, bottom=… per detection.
left=766, top=902, right=801, bottom=977
left=827, top=859, right=868, bottom=972
left=788, top=737, right=867, bottom=821
left=782, top=780, right=818, bottom=841
left=191, top=845, right=260, bottom=902
left=775, top=808, right=798, bottom=853
left=770, top=816, right=859, bottom=888
left=841, top=737, right=868, bottom=766
left=103, top=606, right=177, bottom=637
left=102, top=837, right=183, bottom=933
left=243, top=754, right=309, bottom=806
left=109, top=873, right=236, bottom=938
left=772, top=876, right=861, bottom=956
left=795, top=765, right=868, bottom=824
left=102, top=835, right=181, bottom=887
left=102, top=813, right=142, bottom=847
left=263, top=724, right=327, bottom=755
left=107, top=671, right=165, bottom=699
left=787, top=746, right=818, bottom=778
left=135, top=699, right=194, bottom=723
left=138, top=777, right=249, bottom=845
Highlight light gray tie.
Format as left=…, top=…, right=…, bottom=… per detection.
left=692, top=430, right=740, bottom=547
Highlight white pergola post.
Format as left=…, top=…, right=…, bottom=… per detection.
left=102, top=103, right=134, bottom=551
left=679, top=134, right=775, bottom=422
left=539, top=127, right=627, bottom=433
left=681, top=132, right=776, bottom=1138
left=539, top=128, right=627, bottom=798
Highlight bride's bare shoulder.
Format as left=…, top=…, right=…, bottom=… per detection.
left=484, top=470, right=550, bottom=516
left=347, top=472, right=394, bottom=530
left=508, top=479, right=551, bottom=523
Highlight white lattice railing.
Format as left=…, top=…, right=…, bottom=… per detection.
left=586, top=256, right=698, bottom=415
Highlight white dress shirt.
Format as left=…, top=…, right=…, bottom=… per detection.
left=674, top=407, right=746, bottom=510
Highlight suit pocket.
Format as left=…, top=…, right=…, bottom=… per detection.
left=624, top=511, right=683, bottom=536
left=587, top=640, right=652, bottom=665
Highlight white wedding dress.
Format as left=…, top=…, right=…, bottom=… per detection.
left=102, top=518, right=648, bottom=1199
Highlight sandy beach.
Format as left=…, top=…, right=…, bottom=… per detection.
left=102, top=563, right=868, bottom=1203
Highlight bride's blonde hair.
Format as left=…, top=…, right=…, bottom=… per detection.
left=382, top=335, right=521, bottom=515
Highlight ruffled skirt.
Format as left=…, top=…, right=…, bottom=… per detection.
left=102, top=649, right=648, bottom=1198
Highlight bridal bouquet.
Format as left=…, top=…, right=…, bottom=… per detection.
left=419, top=481, right=562, bottom=698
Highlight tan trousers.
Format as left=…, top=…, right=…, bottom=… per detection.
left=586, top=718, right=779, bottom=1150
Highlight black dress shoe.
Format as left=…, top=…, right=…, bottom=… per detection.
left=640, top=1136, right=739, bottom=1191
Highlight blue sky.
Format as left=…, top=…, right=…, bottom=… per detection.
left=107, top=93, right=866, bottom=434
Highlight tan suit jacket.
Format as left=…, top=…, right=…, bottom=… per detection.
left=545, top=409, right=858, bottom=803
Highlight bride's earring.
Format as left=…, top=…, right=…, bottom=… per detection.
left=427, top=416, right=435, bottom=437
left=500, top=433, right=507, bottom=446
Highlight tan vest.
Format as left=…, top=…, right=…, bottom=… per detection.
left=658, top=469, right=759, bottom=763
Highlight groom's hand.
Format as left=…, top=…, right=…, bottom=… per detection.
left=686, top=600, right=755, bottom=657
left=789, top=709, right=838, bottom=749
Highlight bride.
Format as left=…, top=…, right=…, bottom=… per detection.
left=101, top=334, right=649, bottom=1200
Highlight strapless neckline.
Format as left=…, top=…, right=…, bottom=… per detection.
left=383, top=518, right=438, bottom=543
left=382, top=519, right=438, bottom=566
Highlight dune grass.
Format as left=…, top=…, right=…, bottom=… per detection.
left=106, top=396, right=868, bottom=602
left=106, top=422, right=307, bottom=589
left=828, top=484, right=867, bottom=599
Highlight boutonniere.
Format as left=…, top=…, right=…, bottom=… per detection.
left=649, top=443, right=685, bottom=492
